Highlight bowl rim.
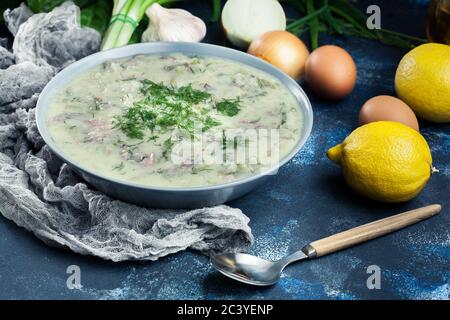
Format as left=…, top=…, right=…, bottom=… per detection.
left=36, top=42, right=313, bottom=192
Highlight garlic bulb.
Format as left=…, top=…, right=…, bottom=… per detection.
left=142, top=3, right=207, bottom=43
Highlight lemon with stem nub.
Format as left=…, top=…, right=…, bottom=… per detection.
left=327, top=121, right=436, bottom=202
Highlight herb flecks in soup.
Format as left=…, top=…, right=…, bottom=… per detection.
left=47, top=54, right=303, bottom=187
left=114, top=80, right=234, bottom=139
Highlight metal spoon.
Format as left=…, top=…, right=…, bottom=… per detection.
left=210, top=204, right=441, bottom=286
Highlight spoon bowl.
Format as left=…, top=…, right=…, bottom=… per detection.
left=210, top=253, right=299, bottom=286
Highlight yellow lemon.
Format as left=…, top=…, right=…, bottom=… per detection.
left=327, top=121, right=434, bottom=202
left=395, top=43, right=450, bottom=123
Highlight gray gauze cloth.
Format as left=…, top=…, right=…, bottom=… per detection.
left=0, top=2, right=253, bottom=262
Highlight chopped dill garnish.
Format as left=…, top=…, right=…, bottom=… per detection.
left=202, top=116, right=221, bottom=132
left=175, top=84, right=211, bottom=103
left=114, top=103, right=157, bottom=139
left=256, top=77, right=276, bottom=89
left=147, top=135, right=159, bottom=142
left=122, top=77, right=137, bottom=81
left=162, top=138, right=174, bottom=160
left=222, top=129, right=227, bottom=150
left=217, top=98, right=241, bottom=117
left=113, top=162, right=124, bottom=171
left=281, top=111, right=287, bottom=125
left=114, top=80, right=241, bottom=140
left=141, top=80, right=211, bottom=104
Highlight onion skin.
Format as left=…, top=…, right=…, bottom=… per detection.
left=248, top=31, right=309, bottom=80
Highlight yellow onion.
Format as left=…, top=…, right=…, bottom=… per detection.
left=221, top=0, right=286, bottom=49
left=248, top=31, right=309, bottom=80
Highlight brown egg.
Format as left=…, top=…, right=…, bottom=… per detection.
left=305, top=45, right=357, bottom=100
left=359, top=95, right=419, bottom=130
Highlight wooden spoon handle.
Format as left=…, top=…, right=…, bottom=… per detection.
left=306, top=204, right=441, bottom=258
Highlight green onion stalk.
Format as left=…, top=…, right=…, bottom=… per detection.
left=101, top=0, right=174, bottom=51
left=286, top=0, right=426, bottom=50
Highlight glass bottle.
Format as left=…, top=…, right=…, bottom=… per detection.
left=427, top=0, right=450, bottom=44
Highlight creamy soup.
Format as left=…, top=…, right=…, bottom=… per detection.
left=47, top=54, right=303, bottom=187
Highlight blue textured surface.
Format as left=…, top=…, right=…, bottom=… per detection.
left=0, top=0, right=448, bottom=300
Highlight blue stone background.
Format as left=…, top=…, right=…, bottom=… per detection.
left=0, top=0, right=448, bottom=299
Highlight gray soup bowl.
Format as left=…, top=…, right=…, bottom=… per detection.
left=36, top=42, right=313, bottom=209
